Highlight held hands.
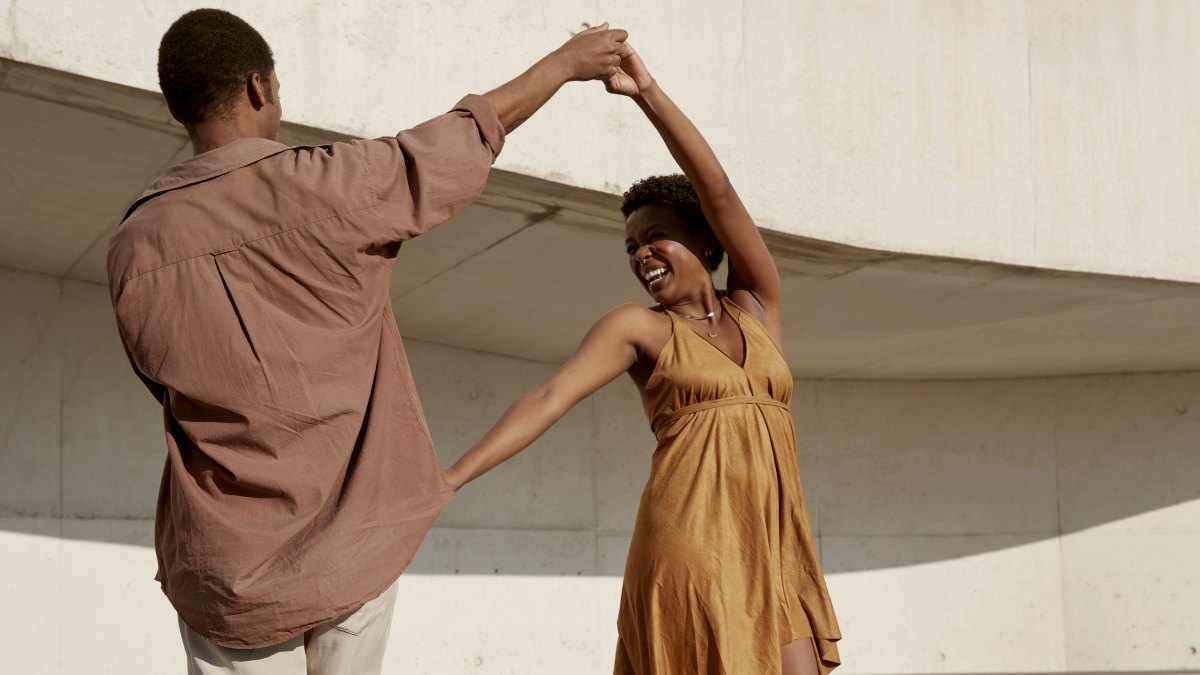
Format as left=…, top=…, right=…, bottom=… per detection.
left=551, top=22, right=629, bottom=82
left=604, top=43, right=655, bottom=97
left=444, top=466, right=465, bottom=492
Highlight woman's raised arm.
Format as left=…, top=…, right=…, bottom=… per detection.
left=607, top=44, right=782, bottom=333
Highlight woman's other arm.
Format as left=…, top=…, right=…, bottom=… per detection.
left=445, top=304, right=646, bottom=490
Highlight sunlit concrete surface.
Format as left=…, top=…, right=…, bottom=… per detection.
left=3, top=1, right=1200, bottom=281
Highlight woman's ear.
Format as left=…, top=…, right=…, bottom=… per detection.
left=704, top=235, right=721, bottom=270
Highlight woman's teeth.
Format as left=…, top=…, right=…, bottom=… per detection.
left=643, top=267, right=668, bottom=283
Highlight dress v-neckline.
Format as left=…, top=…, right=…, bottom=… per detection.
left=670, top=297, right=749, bottom=370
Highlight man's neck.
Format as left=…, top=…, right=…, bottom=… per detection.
left=187, top=116, right=266, bottom=156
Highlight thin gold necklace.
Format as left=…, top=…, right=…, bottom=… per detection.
left=674, top=304, right=721, bottom=338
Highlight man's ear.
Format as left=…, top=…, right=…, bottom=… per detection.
left=247, top=72, right=269, bottom=110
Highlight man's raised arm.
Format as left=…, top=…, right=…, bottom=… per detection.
left=483, top=23, right=628, bottom=133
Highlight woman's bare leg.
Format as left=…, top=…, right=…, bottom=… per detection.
left=781, top=637, right=820, bottom=675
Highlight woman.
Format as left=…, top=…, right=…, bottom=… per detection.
left=444, top=43, right=841, bottom=675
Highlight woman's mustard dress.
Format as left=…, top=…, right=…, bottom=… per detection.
left=614, top=296, right=841, bottom=674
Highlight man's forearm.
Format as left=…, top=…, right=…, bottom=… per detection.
left=480, top=24, right=626, bottom=134
left=483, top=55, right=572, bottom=134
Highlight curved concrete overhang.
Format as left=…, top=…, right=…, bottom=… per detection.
left=4, top=57, right=1200, bottom=381
left=2, top=59, right=1199, bottom=576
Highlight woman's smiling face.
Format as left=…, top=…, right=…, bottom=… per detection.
left=625, top=204, right=713, bottom=304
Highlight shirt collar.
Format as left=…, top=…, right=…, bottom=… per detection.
left=123, top=137, right=293, bottom=222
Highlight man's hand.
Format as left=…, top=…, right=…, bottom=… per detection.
left=550, top=23, right=629, bottom=82
left=482, top=21, right=629, bottom=133
left=604, top=43, right=655, bottom=97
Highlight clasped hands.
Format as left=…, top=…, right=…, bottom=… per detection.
left=552, top=22, right=656, bottom=98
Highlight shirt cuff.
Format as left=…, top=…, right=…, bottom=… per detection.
left=452, top=94, right=506, bottom=162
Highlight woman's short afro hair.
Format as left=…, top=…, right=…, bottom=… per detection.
left=621, top=174, right=724, bottom=270
left=158, top=9, right=275, bottom=125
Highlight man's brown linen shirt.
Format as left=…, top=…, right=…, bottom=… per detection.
left=107, top=96, right=504, bottom=649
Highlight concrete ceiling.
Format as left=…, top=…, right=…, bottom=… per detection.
left=4, top=57, right=1200, bottom=380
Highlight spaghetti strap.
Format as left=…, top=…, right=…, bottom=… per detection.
left=643, top=307, right=680, bottom=384
left=720, top=292, right=788, bottom=361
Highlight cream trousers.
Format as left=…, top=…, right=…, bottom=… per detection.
left=178, top=581, right=399, bottom=675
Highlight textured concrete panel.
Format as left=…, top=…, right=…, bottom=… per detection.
left=815, top=380, right=1058, bottom=537
left=394, top=221, right=640, bottom=364
left=411, top=527, right=596, bottom=576
left=58, top=519, right=177, bottom=674
left=1055, top=372, right=1200, bottom=534
left=389, top=575, right=623, bottom=675
left=823, top=536, right=1066, bottom=674
left=388, top=205, right=532, bottom=300
left=408, top=340, right=596, bottom=530
left=1061, top=531, right=1200, bottom=671
left=594, top=378, right=653, bottom=536
left=1030, top=1, right=1200, bottom=281
left=597, top=534, right=632, bottom=577
left=747, top=1, right=1034, bottom=265
left=0, top=269, right=61, bottom=516
left=59, top=280, right=163, bottom=519
left=793, top=379, right=822, bottom=539
left=0, top=519, right=62, bottom=674
left=0, top=90, right=184, bottom=277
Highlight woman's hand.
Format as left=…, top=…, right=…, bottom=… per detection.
left=444, top=466, right=465, bottom=492
left=604, top=43, right=655, bottom=97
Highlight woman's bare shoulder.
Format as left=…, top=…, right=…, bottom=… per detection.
left=594, top=303, right=672, bottom=352
left=603, top=302, right=666, bottom=319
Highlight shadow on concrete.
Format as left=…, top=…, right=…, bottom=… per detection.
left=4, top=440, right=1197, bottom=576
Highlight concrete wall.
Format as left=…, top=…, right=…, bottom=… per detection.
left=2, top=265, right=1199, bottom=674
left=3, top=1, right=1199, bottom=283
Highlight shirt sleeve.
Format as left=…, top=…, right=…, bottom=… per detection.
left=355, top=94, right=506, bottom=244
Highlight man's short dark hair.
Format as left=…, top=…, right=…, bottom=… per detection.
left=621, top=174, right=725, bottom=270
left=158, top=9, right=275, bottom=125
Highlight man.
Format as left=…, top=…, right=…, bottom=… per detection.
left=107, top=9, right=627, bottom=674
